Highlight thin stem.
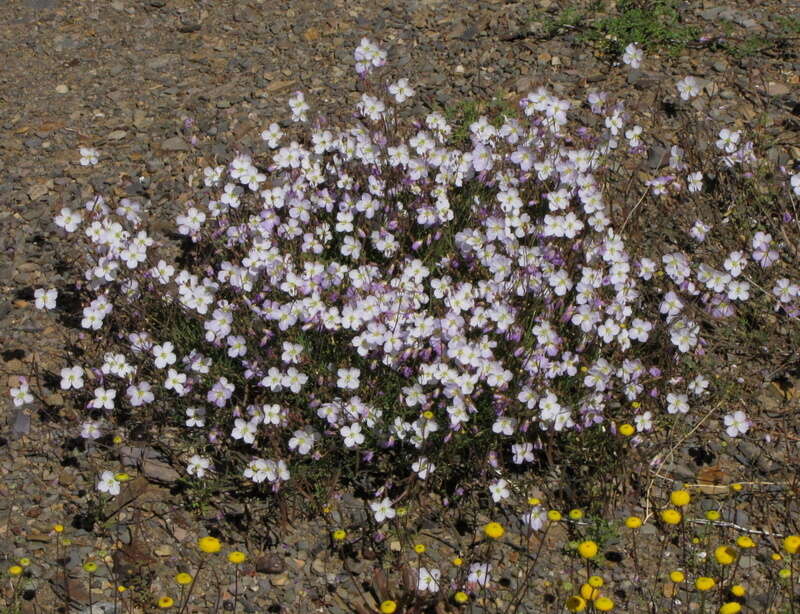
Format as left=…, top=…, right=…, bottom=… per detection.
left=233, top=566, right=239, bottom=614
left=178, top=559, right=206, bottom=614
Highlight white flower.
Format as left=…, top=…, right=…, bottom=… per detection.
left=690, top=220, right=711, bottom=242
left=227, top=335, right=247, bottom=358
left=622, top=42, right=643, bottom=69
left=716, top=128, right=741, bottom=154
left=489, top=478, right=511, bottom=503
left=412, top=457, right=436, bottom=479
left=187, top=455, right=212, bottom=478
left=370, top=497, right=396, bottom=523
left=512, top=442, right=534, bottom=465
left=688, top=375, right=710, bottom=396
left=102, top=353, right=132, bottom=377
left=164, top=368, right=187, bottom=395
left=281, top=342, right=303, bottom=364
left=625, top=125, right=643, bottom=148
left=260, top=122, right=283, bottom=148
left=723, top=411, right=750, bottom=437
left=388, top=78, right=415, bottom=103
left=185, top=406, right=206, bottom=427
left=231, top=418, right=259, bottom=445
left=34, top=288, right=58, bottom=310
left=10, top=379, right=33, bottom=407
left=354, top=37, right=386, bottom=76
left=468, top=562, right=491, bottom=587
left=288, top=91, right=310, bottom=123
left=669, top=319, right=699, bottom=353
left=80, top=421, right=102, bottom=440
left=634, top=411, right=653, bottom=432
left=54, top=207, right=82, bottom=232
left=288, top=428, right=317, bottom=455
left=676, top=76, right=700, bottom=101
left=151, top=260, right=175, bottom=284
left=203, top=165, right=225, bottom=187
left=260, top=403, right=284, bottom=426
left=152, top=342, right=176, bottom=369
left=492, top=416, right=517, bottom=436
left=337, top=367, right=361, bottom=390
left=666, top=392, right=689, bottom=415
left=242, top=458, right=289, bottom=484
left=340, top=423, right=365, bottom=448
left=417, top=567, right=441, bottom=592
left=281, top=367, right=308, bottom=393
left=127, top=381, right=154, bottom=407
left=727, top=280, right=750, bottom=301
left=97, top=471, right=120, bottom=496
left=243, top=459, right=271, bottom=483
left=90, top=387, right=116, bottom=410
left=773, top=278, right=799, bottom=303
left=687, top=171, right=703, bottom=193
left=522, top=506, right=547, bottom=531
left=60, top=366, right=84, bottom=390
left=79, top=147, right=100, bottom=166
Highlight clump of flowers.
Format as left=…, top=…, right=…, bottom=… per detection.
left=24, top=38, right=799, bottom=517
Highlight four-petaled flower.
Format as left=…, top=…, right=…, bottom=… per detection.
left=723, top=411, right=750, bottom=437
left=370, top=497, right=396, bottom=523
left=97, top=470, right=121, bottom=496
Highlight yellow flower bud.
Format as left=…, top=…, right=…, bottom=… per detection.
left=380, top=600, right=397, bottom=614
left=565, top=595, right=587, bottom=612
left=484, top=522, right=505, bottom=539
left=197, top=536, right=222, bottom=554
left=695, top=577, right=715, bottom=591
left=625, top=516, right=642, bottom=529
left=661, top=509, right=682, bottom=525
left=669, top=490, right=691, bottom=507
left=578, top=540, right=598, bottom=559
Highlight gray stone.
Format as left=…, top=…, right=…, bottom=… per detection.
left=161, top=136, right=189, bottom=152
left=254, top=553, right=285, bottom=574
left=25, top=0, right=58, bottom=8
left=646, top=144, right=671, bottom=170
left=11, top=409, right=31, bottom=438
left=146, top=54, right=178, bottom=70
left=77, top=602, right=120, bottom=614
left=119, top=445, right=160, bottom=467
left=118, top=446, right=179, bottom=483
left=141, top=458, right=180, bottom=484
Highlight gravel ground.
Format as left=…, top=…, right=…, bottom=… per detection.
left=1, top=0, right=799, bottom=611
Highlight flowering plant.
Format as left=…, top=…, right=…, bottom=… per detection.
left=27, top=39, right=800, bottom=513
